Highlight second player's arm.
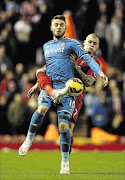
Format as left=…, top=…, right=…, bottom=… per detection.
left=70, top=53, right=94, bottom=87
left=74, top=65, right=95, bottom=87
left=27, top=65, right=46, bottom=98
left=71, top=41, right=108, bottom=87
left=27, top=82, right=39, bottom=98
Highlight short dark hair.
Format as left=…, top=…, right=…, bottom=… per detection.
left=51, top=15, right=66, bottom=24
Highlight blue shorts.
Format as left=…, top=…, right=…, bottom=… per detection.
left=38, top=89, right=75, bottom=123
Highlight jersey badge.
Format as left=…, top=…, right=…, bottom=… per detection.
left=60, top=42, right=66, bottom=46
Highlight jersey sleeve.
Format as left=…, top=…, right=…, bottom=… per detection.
left=71, top=40, right=103, bottom=76
left=87, top=69, right=97, bottom=80
left=43, top=44, right=45, bottom=54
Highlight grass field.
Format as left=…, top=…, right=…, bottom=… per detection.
left=0, top=150, right=125, bottom=180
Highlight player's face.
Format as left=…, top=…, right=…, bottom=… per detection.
left=51, top=19, right=66, bottom=39
left=84, top=36, right=99, bottom=55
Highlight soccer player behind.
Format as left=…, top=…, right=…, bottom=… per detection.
left=19, top=15, right=108, bottom=174
left=69, top=33, right=106, bottom=152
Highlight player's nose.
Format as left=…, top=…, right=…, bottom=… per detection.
left=57, top=24, right=62, bottom=28
left=90, top=42, right=94, bottom=46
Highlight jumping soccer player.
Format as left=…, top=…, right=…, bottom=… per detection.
left=28, top=33, right=106, bottom=154
left=19, top=15, right=108, bottom=174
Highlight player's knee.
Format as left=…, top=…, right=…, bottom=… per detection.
left=37, top=105, right=49, bottom=115
left=69, top=127, right=73, bottom=137
left=58, top=122, right=69, bottom=132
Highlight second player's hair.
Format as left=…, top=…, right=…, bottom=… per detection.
left=86, top=33, right=100, bottom=42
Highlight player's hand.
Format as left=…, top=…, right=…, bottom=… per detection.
left=99, top=72, right=108, bottom=87
left=70, top=53, right=78, bottom=65
left=27, top=83, right=39, bottom=98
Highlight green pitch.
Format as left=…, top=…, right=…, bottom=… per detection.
left=0, top=151, right=125, bottom=180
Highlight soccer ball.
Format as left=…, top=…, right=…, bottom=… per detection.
left=65, top=78, right=84, bottom=97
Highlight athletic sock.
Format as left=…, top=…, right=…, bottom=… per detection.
left=61, top=152, right=69, bottom=162
left=26, top=131, right=35, bottom=141
left=60, top=128, right=71, bottom=162
left=27, top=110, right=44, bottom=140
left=69, top=136, right=74, bottom=155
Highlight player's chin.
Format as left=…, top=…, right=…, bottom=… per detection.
left=89, top=48, right=94, bottom=52
left=55, top=34, right=64, bottom=39
left=54, top=31, right=65, bottom=39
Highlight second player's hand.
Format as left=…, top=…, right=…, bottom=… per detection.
left=27, top=83, right=39, bottom=98
left=70, top=53, right=78, bottom=65
left=99, top=72, right=108, bottom=87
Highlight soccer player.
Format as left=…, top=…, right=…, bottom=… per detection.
left=69, top=33, right=105, bottom=152
left=31, top=33, right=107, bottom=153
left=19, top=15, right=108, bottom=174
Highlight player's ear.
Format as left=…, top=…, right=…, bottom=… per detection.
left=50, top=25, right=52, bottom=31
left=65, top=26, right=67, bottom=30
left=83, top=40, right=86, bottom=46
left=97, top=42, right=99, bottom=49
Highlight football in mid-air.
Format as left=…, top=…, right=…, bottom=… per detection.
left=65, top=78, right=84, bottom=97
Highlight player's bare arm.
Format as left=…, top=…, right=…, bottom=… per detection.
left=70, top=53, right=95, bottom=87
left=27, top=65, right=46, bottom=98
left=27, top=82, right=39, bottom=98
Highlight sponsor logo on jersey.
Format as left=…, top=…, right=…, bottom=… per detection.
left=45, top=47, right=64, bottom=55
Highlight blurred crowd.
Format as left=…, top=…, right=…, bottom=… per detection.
left=0, top=0, right=125, bottom=138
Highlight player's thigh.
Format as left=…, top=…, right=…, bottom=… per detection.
left=57, top=95, right=75, bottom=130
left=57, top=95, right=75, bottom=117
left=72, top=93, right=84, bottom=123
left=38, top=90, right=52, bottom=109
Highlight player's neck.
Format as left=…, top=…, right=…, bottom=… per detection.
left=53, top=35, right=65, bottom=41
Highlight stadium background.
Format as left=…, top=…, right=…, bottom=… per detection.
left=0, top=0, right=125, bottom=148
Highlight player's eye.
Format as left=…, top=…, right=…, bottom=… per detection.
left=54, top=23, right=58, bottom=27
left=60, top=23, right=64, bottom=27
left=93, top=42, right=97, bottom=45
left=88, top=40, right=92, bottom=43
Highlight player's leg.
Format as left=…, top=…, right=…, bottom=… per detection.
left=19, top=90, right=52, bottom=156
left=37, top=72, right=70, bottom=103
left=69, top=122, right=75, bottom=154
left=57, top=95, right=76, bottom=174
left=69, top=92, right=85, bottom=154
left=58, top=113, right=71, bottom=174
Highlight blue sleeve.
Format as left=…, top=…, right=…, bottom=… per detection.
left=71, top=40, right=103, bottom=75
left=43, top=44, right=45, bottom=54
